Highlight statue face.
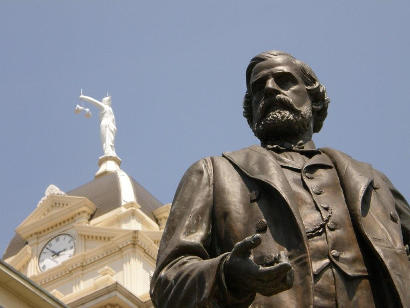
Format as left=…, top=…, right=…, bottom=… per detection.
left=249, top=56, right=313, bottom=141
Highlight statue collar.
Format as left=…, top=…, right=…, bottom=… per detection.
left=263, top=140, right=320, bottom=155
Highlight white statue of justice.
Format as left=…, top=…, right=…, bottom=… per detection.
left=76, top=89, right=118, bottom=158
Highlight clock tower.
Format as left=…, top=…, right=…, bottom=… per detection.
left=3, top=169, right=170, bottom=308
left=2, top=93, right=171, bottom=308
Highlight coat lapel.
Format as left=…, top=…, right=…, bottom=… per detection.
left=320, top=147, right=374, bottom=223
left=222, top=145, right=307, bottom=239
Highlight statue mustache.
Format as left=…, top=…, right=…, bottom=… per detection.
left=259, top=94, right=298, bottom=117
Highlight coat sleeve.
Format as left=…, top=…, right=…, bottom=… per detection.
left=149, top=158, right=254, bottom=308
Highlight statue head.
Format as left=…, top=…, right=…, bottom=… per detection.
left=102, top=96, right=112, bottom=106
left=243, top=50, right=329, bottom=143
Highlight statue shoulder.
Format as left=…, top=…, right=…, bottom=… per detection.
left=222, top=144, right=264, bottom=160
left=180, top=146, right=260, bottom=184
left=319, top=147, right=355, bottom=162
left=320, top=147, right=402, bottom=194
left=319, top=147, right=375, bottom=172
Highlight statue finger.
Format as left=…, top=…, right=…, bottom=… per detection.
left=231, top=234, right=262, bottom=258
left=277, top=250, right=290, bottom=263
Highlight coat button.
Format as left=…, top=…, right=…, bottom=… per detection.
left=390, top=211, right=399, bottom=223
left=255, top=219, right=268, bottom=233
left=327, top=222, right=337, bottom=230
left=250, top=190, right=260, bottom=202
left=312, top=186, right=323, bottom=195
left=330, top=249, right=341, bottom=258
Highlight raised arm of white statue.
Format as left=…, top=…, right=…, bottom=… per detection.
left=79, top=91, right=105, bottom=110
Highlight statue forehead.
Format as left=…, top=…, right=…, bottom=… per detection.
left=250, top=55, right=300, bottom=82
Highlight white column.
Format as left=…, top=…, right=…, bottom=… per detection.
left=122, top=249, right=140, bottom=294
left=27, top=235, right=39, bottom=277
left=72, top=270, right=83, bottom=293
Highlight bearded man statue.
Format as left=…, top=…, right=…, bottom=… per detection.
left=150, top=51, right=410, bottom=308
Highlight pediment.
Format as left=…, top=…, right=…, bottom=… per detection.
left=16, top=194, right=96, bottom=240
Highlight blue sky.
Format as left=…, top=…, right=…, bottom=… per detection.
left=1, top=1, right=409, bottom=255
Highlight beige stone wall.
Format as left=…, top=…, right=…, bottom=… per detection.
left=0, top=287, right=33, bottom=308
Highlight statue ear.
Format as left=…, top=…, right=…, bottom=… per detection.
left=311, top=100, right=323, bottom=112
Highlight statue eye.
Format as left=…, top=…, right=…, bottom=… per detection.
left=274, top=72, right=298, bottom=90
left=251, top=78, right=266, bottom=94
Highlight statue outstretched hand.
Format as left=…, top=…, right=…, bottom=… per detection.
left=224, top=233, right=294, bottom=298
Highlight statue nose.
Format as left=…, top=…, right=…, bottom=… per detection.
left=264, top=78, right=281, bottom=96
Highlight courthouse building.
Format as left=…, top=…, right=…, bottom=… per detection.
left=2, top=150, right=170, bottom=307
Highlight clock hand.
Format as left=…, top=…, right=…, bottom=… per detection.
left=46, top=247, right=59, bottom=256
left=57, top=248, right=67, bottom=255
left=54, top=248, right=72, bottom=258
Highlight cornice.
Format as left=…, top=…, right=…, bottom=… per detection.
left=139, top=230, right=163, bottom=246
left=32, top=230, right=158, bottom=285
left=74, top=224, right=128, bottom=241
left=67, top=281, right=152, bottom=308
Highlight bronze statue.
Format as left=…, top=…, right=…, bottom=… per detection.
left=150, top=51, right=409, bottom=307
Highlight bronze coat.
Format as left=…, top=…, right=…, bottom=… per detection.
left=151, top=145, right=410, bottom=308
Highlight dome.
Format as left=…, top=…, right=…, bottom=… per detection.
left=67, top=169, right=162, bottom=221
left=3, top=169, right=163, bottom=260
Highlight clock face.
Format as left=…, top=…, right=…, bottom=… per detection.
left=38, top=234, right=75, bottom=272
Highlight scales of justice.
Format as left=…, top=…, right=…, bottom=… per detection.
left=75, top=89, right=121, bottom=177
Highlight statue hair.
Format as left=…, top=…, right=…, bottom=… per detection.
left=243, top=50, right=330, bottom=133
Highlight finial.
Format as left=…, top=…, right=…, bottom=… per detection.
left=45, top=184, right=66, bottom=196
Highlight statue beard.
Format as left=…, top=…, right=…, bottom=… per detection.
left=252, top=94, right=313, bottom=143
